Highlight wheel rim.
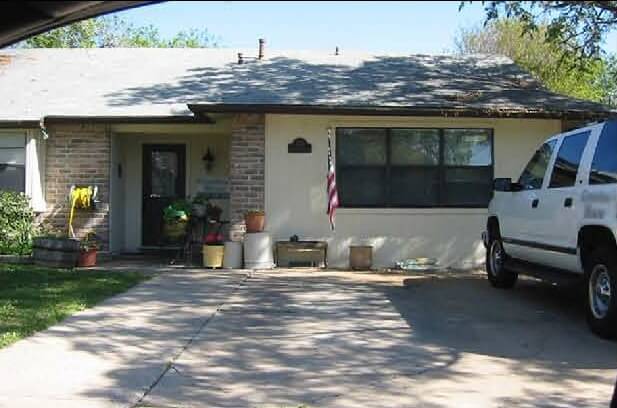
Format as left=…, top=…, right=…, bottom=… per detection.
left=589, top=264, right=612, bottom=320
left=489, top=240, right=504, bottom=277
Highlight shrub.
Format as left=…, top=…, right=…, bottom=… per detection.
left=0, top=191, right=35, bottom=255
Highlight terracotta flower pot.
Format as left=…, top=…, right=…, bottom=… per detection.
left=78, top=249, right=97, bottom=267
left=245, top=212, right=265, bottom=233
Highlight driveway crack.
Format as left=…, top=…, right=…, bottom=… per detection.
left=130, top=272, right=251, bottom=408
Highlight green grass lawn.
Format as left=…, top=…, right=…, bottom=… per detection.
left=0, top=263, right=147, bottom=348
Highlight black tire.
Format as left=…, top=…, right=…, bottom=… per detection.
left=486, top=238, right=518, bottom=289
left=585, top=247, right=617, bottom=339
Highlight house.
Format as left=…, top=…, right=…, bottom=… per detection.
left=0, top=47, right=613, bottom=269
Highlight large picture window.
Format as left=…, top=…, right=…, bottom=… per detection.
left=0, top=134, right=26, bottom=193
left=336, top=127, right=493, bottom=208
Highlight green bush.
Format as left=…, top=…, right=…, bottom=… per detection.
left=0, top=191, right=35, bottom=255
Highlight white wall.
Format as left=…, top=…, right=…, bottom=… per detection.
left=265, top=114, right=562, bottom=269
left=110, top=122, right=231, bottom=252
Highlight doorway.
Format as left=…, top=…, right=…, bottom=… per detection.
left=142, top=144, right=186, bottom=246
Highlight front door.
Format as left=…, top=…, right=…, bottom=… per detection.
left=142, top=144, right=186, bottom=246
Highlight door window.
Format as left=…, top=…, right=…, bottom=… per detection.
left=518, top=140, right=556, bottom=190
left=548, top=131, right=590, bottom=188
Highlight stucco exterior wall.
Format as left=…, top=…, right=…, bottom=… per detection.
left=265, top=114, right=563, bottom=269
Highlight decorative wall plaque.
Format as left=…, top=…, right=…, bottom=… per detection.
left=288, top=138, right=312, bottom=153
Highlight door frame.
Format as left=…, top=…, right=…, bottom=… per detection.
left=140, top=141, right=190, bottom=248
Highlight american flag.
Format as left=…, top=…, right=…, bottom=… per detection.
left=327, top=129, right=339, bottom=230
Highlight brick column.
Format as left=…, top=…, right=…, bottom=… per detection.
left=229, top=114, right=265, bottom=241
left=42, top=123, right=111, bottom=251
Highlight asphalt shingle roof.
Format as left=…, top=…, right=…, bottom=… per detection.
left=0, top=48, right=612, bottom=121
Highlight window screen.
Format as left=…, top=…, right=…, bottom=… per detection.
left=336, top=128, right=493, bottom=207
left=549, top=131, right=590, bottom=188
left=0, top=134, right=26, bottom=193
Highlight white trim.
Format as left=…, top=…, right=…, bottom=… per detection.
left=1, top=128, right=46, bottom=212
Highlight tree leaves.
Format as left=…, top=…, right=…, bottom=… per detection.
left=463, top=1, right=617, bottom=62
left=20, top=15, right=218, bottom=49
left=454, top=19, right=615, bottom=106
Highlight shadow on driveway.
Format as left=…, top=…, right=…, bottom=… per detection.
left=138, top=271, right=616, bottom=408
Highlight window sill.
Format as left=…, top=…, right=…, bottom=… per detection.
left=337, top=208, right=488, bottom=216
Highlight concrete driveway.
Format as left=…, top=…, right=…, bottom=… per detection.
left=0, top=268, right=615, bottom=407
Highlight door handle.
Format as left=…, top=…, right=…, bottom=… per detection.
left=149, top=194, right=161, bottom=199
left=564, top=197, right=573, bottom=208
left=531, top=198, right=539, bottom=208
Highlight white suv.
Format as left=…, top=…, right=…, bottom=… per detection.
left=484, top=120, right=617, bottom=338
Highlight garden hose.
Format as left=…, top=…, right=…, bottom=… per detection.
left=68, top=187, right=94, bottom=237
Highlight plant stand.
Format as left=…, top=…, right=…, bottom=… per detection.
left=33, top=237, right=80, bottom=268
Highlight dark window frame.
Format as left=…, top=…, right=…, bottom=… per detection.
left=0, top=133, right=26, bottom=193
left=335, top=127, right=494, bottom=209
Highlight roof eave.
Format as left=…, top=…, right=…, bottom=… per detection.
left=188, top=104, right=616, bottom=120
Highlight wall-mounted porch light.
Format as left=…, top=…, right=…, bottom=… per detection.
left=202, top=147, right=215, bottom=172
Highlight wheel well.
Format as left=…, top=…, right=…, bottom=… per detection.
left=487, top=216, right=501, bottom=241
left=578, top=225, right=617, bottom=270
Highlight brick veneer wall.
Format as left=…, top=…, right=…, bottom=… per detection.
left=229, top=114, right=265, bottom=241
left=42, top=123, right=111, bottom=251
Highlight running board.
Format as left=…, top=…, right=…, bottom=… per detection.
left=504, top=257, right=583, bottom=286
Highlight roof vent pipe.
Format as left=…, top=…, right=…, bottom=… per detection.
left=258, top=38, right=265, bottom=60
left=237, top=52, right=244, bottom=64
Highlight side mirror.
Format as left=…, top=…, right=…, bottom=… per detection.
left=493, top=178, right=523, bottom=192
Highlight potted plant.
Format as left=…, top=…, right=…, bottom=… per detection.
left=245, top=210, right=265, bottom=233
left=163, top=199, right=191, bottom=243
left=78, top=232, right=100, bottom=267
left=191, top=193, right=209, bottom=218
left=206, top=201, right=223, bottom=222
left=202, top=220, right=225, bottom=268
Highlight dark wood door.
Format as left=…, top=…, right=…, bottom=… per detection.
left=142, top=144, right=186, bottom=246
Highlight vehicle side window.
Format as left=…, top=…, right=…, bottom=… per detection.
left=548, top=131, right=590, bottom=188
left=518, top=140, right=556, bottom=190
left=589, top=127, right=617, bottom=184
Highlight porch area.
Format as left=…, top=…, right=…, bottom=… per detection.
left=40, top=113, right=266, bottom=259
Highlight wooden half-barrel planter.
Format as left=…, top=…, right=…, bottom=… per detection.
left=33, top=237, right=80, bottom=268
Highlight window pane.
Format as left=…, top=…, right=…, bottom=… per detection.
left=151, top=151, right=179, bottom=197
left=338, top=168, right=386, bottom=206
left=590, top=127, right=617, bottom=184
left=518, top=140, right=556, bottom=190
left=0, top=148, right=25, bottom=165
left=390, top=167, right=439, bottom=206
left=443, top=167, right=492, bottom=206
left=444, top=129, right=492, bottom=166
left=391, top=129, right=440, bottom=165
left=549, top=131, right=590, bottom=188
left=0, top=134, right=25, bottom=148
left=0, top=165, right=25, bottom=192
left=337, top=128, right=386, bottom=165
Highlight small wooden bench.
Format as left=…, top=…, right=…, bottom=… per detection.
left=275, top=241, right=328, bottom=268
